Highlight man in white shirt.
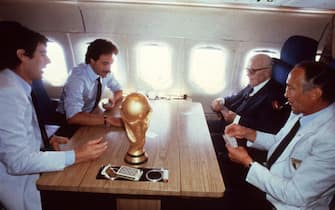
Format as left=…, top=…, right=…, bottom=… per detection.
left=0, top=21, right=108, bottom=210
left=57, top=39, right=123, bottom=127
left=225, top=61, right=335, bottom=210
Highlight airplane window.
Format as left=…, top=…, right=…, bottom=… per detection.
left=240, top=49, right=280, bottom=87
left=136, top=43, right=172, bottom=89
left=43, top=41, right=68, bottom=86
left=189, top=47, right=227, bottom=94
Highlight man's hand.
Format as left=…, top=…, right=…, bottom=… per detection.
left=225, top=123, right=256, bottom=141
left=226, top=145, right=253, bottom=167
left=221, top=110, right=236, bottom=123
left=106, top=117, right=123, bottom=127
left=211, top=98, right=225, bottom=112
left=49, top=135, right=69, bottom=151
left=102, top=98, right=115, bottom=111
left=74, top=137, right=108, bottom=164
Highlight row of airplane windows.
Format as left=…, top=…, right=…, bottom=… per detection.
left=44, top=40, right=282, bottom=94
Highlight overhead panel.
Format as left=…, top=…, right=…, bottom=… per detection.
left=74, top=0, right=335, bottom=12
left=0, top=2, right=84, bottom=32
left=79, top=2, right=329, bottom=42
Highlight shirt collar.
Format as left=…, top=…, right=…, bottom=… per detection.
left=5, top=69, right=31, bottom=97
left=86, top=64, right=100, bottom=82
left=300, top=104, right=333, bottom=128
left=249, top=78, right=270, bottom=96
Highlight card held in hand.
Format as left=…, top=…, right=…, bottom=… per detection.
left=223, top=134, right=238, bottom=148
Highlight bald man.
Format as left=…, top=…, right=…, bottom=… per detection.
left=207, top=54, right=291, bottom=209
left=210, top=54, right=289, bottom=134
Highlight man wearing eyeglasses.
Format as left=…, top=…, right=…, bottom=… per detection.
left=225, top=61, right=335, bottom=210
left=210, top=54, right=289, bottom=133
left=208, top=54, right=290, bottom=209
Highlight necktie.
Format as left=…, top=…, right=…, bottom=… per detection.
left=266, top=119, right=300, bottom=169
left=92, top=77, right=102, bottom=112
left=245, top=87, right=254, bottom=99
left=31, top=90, right=50, bottom=149
left=235, top=87, right=254, bottom=113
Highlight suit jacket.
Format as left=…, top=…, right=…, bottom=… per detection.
left=0, top=69, right=68, bottom=210
left=247, top=104, right=335, bottom=210
left=225, top=79, right=290, bottom=134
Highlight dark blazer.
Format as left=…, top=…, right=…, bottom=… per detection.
left=224, top=79, right=290, bottom=134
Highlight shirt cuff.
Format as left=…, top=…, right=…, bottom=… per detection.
left=233, top=114, right=241, bottom=124
left=65, top=150, right=75, bottom=167
left=218, top=98, right=225, bottom=109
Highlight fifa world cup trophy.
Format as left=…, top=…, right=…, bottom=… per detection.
left=120, top=92, right=152, bottom=164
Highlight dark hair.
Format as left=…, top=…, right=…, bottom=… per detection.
left=85, top=39, right=118, bottom=64
left=295, top=61, right=335, bottom=103
left=0, top=21, right=48, bottom=70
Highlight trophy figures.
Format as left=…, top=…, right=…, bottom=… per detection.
left=120, top=92, right=152, bottom=164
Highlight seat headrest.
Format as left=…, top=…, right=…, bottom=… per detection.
left=271, top=58, right=292, bottom=86
left=281, top=35, right=318, bottom=66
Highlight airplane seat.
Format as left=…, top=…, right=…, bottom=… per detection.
left=272, top=35, right=318, bottom=86
left=31, top=80, right=66, bottom=126
left=330, top=194, right=335, bottom=210
left=271, top=58, right=292, bottom=86
left=31, top=80, right=82, bottom=138
left=329, top=59, right=335, bottom=70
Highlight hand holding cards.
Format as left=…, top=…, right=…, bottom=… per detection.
left=223, top=134, right=238, bottom=147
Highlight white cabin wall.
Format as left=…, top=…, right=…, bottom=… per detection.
left=0, top=1, right=332, bottom=112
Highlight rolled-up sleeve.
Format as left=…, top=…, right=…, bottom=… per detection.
left=63, top=77, right=85, bottom=119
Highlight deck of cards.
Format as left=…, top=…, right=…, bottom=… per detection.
left=223, top=134, right=238, bottom=148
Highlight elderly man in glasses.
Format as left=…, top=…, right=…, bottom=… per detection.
left=208, top=54, right=291, bottom=209
left=210, top=54, right=289, bottom=133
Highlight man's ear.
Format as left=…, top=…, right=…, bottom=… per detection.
left=90, top=58, right=96, bottom=65
left=310, top=87, right=322, bottom=101
left=16, top=49, right=27, bottom=62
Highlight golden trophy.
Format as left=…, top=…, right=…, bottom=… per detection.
left=120, top=92, right=152, bottom=164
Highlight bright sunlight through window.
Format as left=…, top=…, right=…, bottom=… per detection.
left=189, top=47, right=226, bottom=94
left=137, top=43, right=172, bottom=90
left=240, top=49, right=280, bottom=87
left=43, top=41, right=68, bottom=86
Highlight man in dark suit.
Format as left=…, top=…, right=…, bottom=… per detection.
left=208, top=54, right=291, bottom=210
left=210, top=54, right=289, bottom=135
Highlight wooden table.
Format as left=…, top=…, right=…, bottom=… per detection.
left=37, top=100, right=224, bottom=210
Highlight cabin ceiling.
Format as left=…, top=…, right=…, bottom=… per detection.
left=2, top=0, right=335, bottom=11
left=52, top=0, right=335, bottom=11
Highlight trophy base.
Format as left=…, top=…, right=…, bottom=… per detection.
left=124, top=152, right=148, bottom=165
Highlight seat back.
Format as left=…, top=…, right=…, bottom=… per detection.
left=31, top=80, right=53, bottom=123
left=271, top=58, right=292, bottom=86
left=272, top=35, right=318, bottom=86
left=329, top=59, right=335, bottom=70
left=31, top=80, right=65, bottom=125
left=280, top=35, right=318, bottom=66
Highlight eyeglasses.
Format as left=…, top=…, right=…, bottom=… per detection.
left=246, top=66, right=270, bottom=75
